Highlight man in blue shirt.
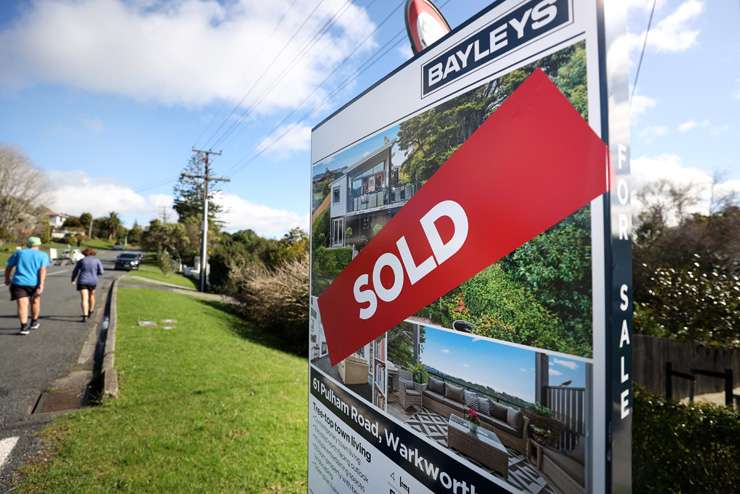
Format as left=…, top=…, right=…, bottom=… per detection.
left=4, top=237, right=50, bottom=335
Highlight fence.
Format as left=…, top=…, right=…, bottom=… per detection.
left=634, top=334, right=740, bottom=405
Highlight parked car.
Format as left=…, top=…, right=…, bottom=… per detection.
left=115, top=253, right=141, bottom=271
left=112, top=244, right=125, bottom=251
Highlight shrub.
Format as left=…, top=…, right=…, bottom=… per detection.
left=311, top=246, right=352, bottom=296
left=231, top=254, right=309, bottom=353
left=157, top=250, right=174, bottom=275
left=634, top=386, right=740, bottom=493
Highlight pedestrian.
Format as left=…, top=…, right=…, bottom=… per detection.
left=71, top=247, right=104, bottom=322
left=3, top=236, right=50, bottom=335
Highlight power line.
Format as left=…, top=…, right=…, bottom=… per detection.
left=224, top=0, right=410, bottom=175
left=224, top=0, right=449, bottom=177
left=207, top=0, right=361, bottom=150
left=631, top=0, right=657, bottom=104
left=191, top=0, right=300, bottom=148
left=196, top=0, right=326, bottom=150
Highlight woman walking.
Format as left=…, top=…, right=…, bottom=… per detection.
left=71, top=248, right=104, bottom=322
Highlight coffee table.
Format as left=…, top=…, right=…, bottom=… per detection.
left=447, top=414, right=509, bottom=479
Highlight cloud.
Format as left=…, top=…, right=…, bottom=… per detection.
left=44, top=170, right=306, bottom=237
left=0, top=0, right=376, bottom=111
left=639, top=125, right=669, bottom=142
left=519, top=368, right=528, bottom=373
left=440, top=348, right=450, bottom=354
left=45, top=170, right=174, bottom=221
left=631, top=95, right=656, bottom=120
left=645, top=0, right=704, bottom=52
left=214, top=191, right=307, bottom=237
left=549, top=368, right=563, bottom=377
left=609, top=1, right=703, bottom=82
left=632, top=154, right=740, bottom=219
left=256, top=123, right=311, bottom=158
left=677, top=119, right=709, bottom=132
left=552, top=358, right=578, bottom=370
left=677, top=119, right=727, bottom=135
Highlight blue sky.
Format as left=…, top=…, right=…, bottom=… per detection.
left=0, top=1, right=737, bottom=235
left=419, top=326, right=586, bottom=403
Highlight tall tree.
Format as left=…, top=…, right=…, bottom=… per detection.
left=106, top=212, right=121, bottom=241
left=173, top=156, right=222, bottom=223
left=0, top=145, right=47, bottom=240
left=79, top=212, right=93, bottom=233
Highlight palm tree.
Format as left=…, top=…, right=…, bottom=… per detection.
left=107, top=211, right=121, bottom=241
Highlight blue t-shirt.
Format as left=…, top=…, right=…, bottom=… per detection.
left=7, top=249, right=50, bottom=287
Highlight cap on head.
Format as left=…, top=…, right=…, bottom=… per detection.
left=27, top=236, right=42, bottom=247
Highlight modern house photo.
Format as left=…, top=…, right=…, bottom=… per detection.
left=385, top=320, right=591, bottom=494
left=327, top=136, right=414, bottom=249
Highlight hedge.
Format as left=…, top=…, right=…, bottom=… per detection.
left=633, top=386, right=740, bottom=493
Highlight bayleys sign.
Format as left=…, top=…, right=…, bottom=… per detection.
left=318, top=70, right=608, bottom=365
left=421, top=0, right=572, bottom=96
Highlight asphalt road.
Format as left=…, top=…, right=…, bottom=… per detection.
left=0, top=249, right=125, bottom=490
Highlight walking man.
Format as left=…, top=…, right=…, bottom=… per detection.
left=4, top=236, right=49, bottom=335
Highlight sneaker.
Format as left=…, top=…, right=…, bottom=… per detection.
left=19, top=324, right=30, bottom=335
left=81, top=315, right=87, bottom=323
left=30, top=320, right=40, bottom=330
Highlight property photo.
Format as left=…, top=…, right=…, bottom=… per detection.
left=385, top=321, right=591, bottom=494
left=312, top=41, right=595, bottom=358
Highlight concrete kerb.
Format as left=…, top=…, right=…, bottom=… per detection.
left=102, top=279, right=119, bottom=399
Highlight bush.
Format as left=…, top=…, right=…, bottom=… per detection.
left=634, top=386, right=740, bottom=493
left=311, top=246, right=352, bottom=296
left=157, top=250, right=174, bottom=275
left=230, top=254, right=309, bottom=353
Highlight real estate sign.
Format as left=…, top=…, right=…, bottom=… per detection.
left=308, top=1, right=631, bottom=493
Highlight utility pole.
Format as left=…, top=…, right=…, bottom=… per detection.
left=184, top=148, right=228, bottom=292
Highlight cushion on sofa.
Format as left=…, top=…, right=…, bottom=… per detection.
left=477, top=396, right=492, bottom=416
left=428, top=376, right=445, bottom=395
left=445, top=383, right=464, bottom=403
left=464, top=390, right=479, bottom=411
left=490, top=401, right=508, bottom=421
left=506, top=407, right=524, bottom=432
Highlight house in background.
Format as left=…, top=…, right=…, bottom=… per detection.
left=328, top=137, right=414, bottom=248
left=48, top=212, right=67, bottom=230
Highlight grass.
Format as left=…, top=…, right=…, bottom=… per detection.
left=82, top=238, right=115, bottom=250
left=129, top=263, right=198, bottom=289
left=18, top=288, right=308, bottom=493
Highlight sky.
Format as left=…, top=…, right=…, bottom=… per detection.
left=419, top=326, right=586, bottom=404
left=0, top=0, right=738, bottom=237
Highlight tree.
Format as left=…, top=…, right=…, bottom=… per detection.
left=397, top=44, right=586, bottom=185
left=141, top=219, right=190, bottom=261
left=106, top=212, right=121, bottom=241
left=0, top=145, right=47, bottom=240
left=128, top=221, right=143, bottom=245
left=173, top=156, right=222, bottom=223
left=79, top=212, right=93, bottom=234
left=62, top=216, right=83, bottom=228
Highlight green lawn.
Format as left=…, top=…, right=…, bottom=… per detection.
left=19, top=288, right=308, bottom=493
left=129, top=263, right=198, bottom=289
left=82, top=238, right=115, bottom=250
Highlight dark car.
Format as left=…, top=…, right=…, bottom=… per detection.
left=115, top=253, right=141, bottom=271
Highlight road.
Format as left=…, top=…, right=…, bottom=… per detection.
left=0, top=249, right=125, bottom=491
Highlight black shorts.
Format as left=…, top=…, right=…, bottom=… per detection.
left=10, top=284, right=39, bottom=301
left=76, top=284, right=97, bottom=291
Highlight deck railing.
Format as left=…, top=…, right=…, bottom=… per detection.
left=543, top=385, right=586, bottom=451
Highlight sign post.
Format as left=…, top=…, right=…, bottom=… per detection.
left=309, top=2, right=630, bottom=492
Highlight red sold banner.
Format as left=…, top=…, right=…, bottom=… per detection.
left=318, top=68, right=608, bottom=365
